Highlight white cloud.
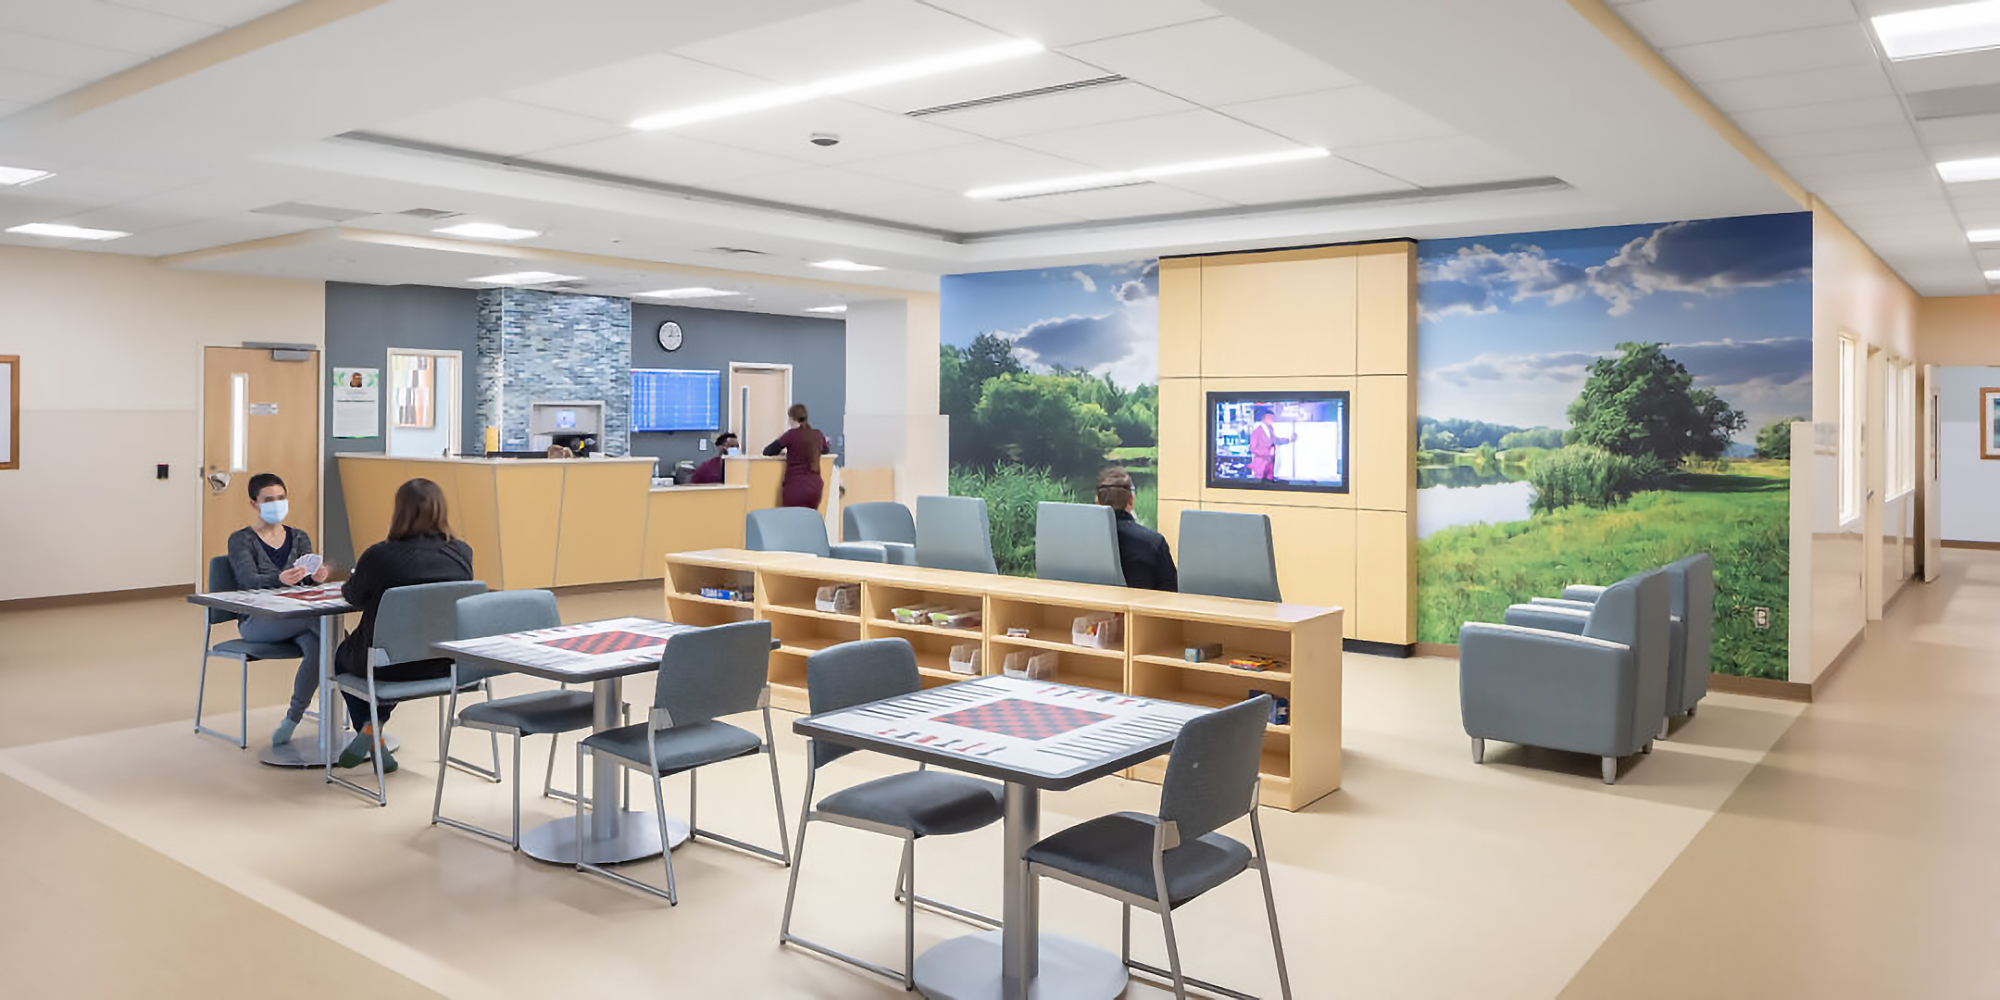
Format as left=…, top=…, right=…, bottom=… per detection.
left=1071, top=270, right=1097, bottom=293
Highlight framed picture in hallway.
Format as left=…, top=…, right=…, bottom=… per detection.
left=1984, top=388, right=2000, bottom=461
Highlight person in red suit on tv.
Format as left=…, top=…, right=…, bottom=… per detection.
left=1248, top=408, right=1293, bottom=481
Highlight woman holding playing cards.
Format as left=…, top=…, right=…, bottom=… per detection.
left=226, top=471, right=331, bottom=747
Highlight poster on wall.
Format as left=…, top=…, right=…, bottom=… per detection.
left=332, top=367, right=380, bottom=439
left=940, top=262, right=1160, bottom=576
left=1982, top=387, right=2000, bottom=460
left=1415, top=213, right=1812, bottom=680
left=0, top=355, right=16, bottom=470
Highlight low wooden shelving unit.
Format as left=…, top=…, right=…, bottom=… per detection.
left=664, top=549, right=1343, bottom=810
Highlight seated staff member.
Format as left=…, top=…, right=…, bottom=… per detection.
left=332, top=478, right=475, bottom=771
left=763, top=403, right=830, bottom=509
left=226, top=472, right=331, bottom=747
left=1096, top=466, right=1177, bottom=592
left=690, top=432, right=737, bottom=484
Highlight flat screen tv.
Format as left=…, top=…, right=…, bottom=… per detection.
left=1207, top=390, right=1350, bottom=493
left=632, top=368, right=721, bottom=432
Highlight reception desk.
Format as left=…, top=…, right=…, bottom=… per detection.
left=723, top=454, right=835, bottom=513
left=337, top=455, right=750, bottom=590
left=663, top=548, right=1344, bottom=810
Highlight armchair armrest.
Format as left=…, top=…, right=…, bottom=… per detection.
left=1531, top=597, right=1596, bottom=611
left=1561, top=584, right=1608, bottom=602
left=1458, top=622, right=1638, bottom=758
left=830, top=542, right=888, bottom=562
left=1504, top=603, right=1589, bottom=635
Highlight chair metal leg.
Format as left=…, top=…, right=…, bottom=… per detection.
left=438, top=690, right=501, bottom=782
left=237, top=652, right=249, bottom=749
left=652, top=773, right=678, bottom=906
left=366, top=688, right=387, bottom=806
left=1470, top=737, right=1484, bottom=764
left=1121, top=903, right=1131, bottom=964
left=1158, top=902, right=1188, bottom=1000
left=431, top=685, right=458, bottom=825
left=902, top=836, right=916, bottom=992
left=778, top=769, right=815, bottom=944
left=1251, top=809, right=1294, bottom=1000
left=1659, top=716, right=1672, bottom=740
left=764, top=711, right=791, bottom=865
left=511, top=733, right=522, bottom=849
left=1602, top=756, right=1618, bottom=785
left=194, top=621, right=210, bottom=736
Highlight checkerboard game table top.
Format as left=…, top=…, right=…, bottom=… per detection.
left=793, top=675, right=1213, bottom=791
left=435, top=616, right=780, bottom=684
left=187, top=585, right=356, bottom=621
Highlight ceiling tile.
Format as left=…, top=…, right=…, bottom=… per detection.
left=1330, top=135, right=1543, bottom=188
left=702, top=166, right=946, bottom=212
left=1007, top=182, right=1233, bottom=220
left=1889, top=48, right=2000, bottom=94
left=1663, top=23, right=1876, bottom=84
left=505, top=53, right=773, bottom=128
left=907, top=80, right=1195, bottom=139
left=0, top=66, right=77, bottom=105
left=1760, top=124, right=1919, bottom=158
left=1917, top=112, right=2000, bottom=147
left=919, top=0, right=1219, bottom=47
left=1614, top=0, right=1857, bottom=49
left=1, top=0, right=214, bottom=56
left=1155, top=156, right=1413, bottom=204
left=0, top=29, right=149, bottom=82
left=839, top=52, right=1115, bottom=115
left=675, top=0, right=1008, bottom=85
left=1220, top=86, right=1457, bottom=149
left=844, top=141, right=1100, bottom=193
left=863, top=194, right=1079, bottom=232
left=1011, top=108, right=1292, bottom=170
left=1927, top=137, right=2000, bottom=163
left=1705, top=63, right=1894, bottom=114
left=7, top=166, right=190, bottom=205
left=1065, top=17, right=1354, bottom=106
left=1784, top=145, right=1932, bottom=178
left=1735, top=97, right=1907, bottom=137
left=671, top=97, right=981, bottom=163
left=370, top=98, right=628, bottom=157
left=526, top=132, right=807, bottom=188
left=107, top=0, right=296, bottom=28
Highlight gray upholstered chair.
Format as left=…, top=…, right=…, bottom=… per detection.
left=327, top=580, right=492, bottom=806
left=574, top=619, right=788, bottom=905
left=1025, top=695, right=1291, bottom=1000
left=1460, top=570, right=1670, bottom=784
left=1035, top=501, right=1125, bottom=586
left=843, top=501, right=917, bottom=565
left=1178, top=510, right=1282, bottom=602
left=747, top=507, right=886, bottom=562
left=194, top=555, right=305, bottom=748
left=914, top=495, right=999, bottom=574
left=432, top=590, right=598, bottom=850
left=780, top=639, right=1003, bottom=989
left=1528, top=553, right=1714, bottom=735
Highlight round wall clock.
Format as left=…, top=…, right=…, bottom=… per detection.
left=657, top=321, right=684, bottom=351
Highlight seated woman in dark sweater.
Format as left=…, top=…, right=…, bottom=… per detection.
left=334, top=477, right=475, bottom=771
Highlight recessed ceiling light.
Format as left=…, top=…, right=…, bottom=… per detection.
left=1873, top=1, right=2000, bottom=60
left=806, top=304, right=848, bottom=313
left=0, top=165, right=53, bottom=186
left=811, top=259, right=884, bottom=272
left=468, top=271, right=582, bottom=285
left=1971, top=229, right=2000, bottom=242
left=6, top=222, right=129, bottom=240
left=629, top=39, right=1044, bottom=130
left=637, top=287, right=739, bottom=299
left=435, top=222, right=540, bottom=240
left=1987, top=269, right=2000, bottom=281
left=966, top=147, right=1331, bottom=200
left=1939, top=156, right=2000, bottom=183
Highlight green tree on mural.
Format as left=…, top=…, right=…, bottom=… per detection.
left=1755, top=417, right=1803, bottom=460
left=1498, top=427, right=1566, bottom=450
left=1568, top=342, right=1746, bottom=465
left=973, top=373, right=1121, bottom=475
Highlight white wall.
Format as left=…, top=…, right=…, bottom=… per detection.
left=0, top=248, right=323, bottom=601
left=1936, top=366, right=2000, bottom=544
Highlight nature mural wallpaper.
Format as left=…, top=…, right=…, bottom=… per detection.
left=940, top=261, right=1161, bottom=576
left=1416, top=213, right=1812, bottom=680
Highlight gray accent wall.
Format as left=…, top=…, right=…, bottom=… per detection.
left=322, top=282, right=480, bottom=565
left=476, top=287, right=633, bottom=456
left=629, top=303, right=846, bottom=472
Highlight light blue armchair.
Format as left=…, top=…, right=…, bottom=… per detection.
left=1459, top=570, right=1670, bottom=784
left=746, top=508, right=886, bottom=562
left=1527, top=554, right=1714, bottom=736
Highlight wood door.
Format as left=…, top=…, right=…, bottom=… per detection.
left=201, top=347, right=321, bottom=582
left=729, top=364, right=792, bottom=450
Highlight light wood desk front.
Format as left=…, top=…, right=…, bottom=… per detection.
left=724, top=455, right=835, bottom=514
left=664, top=549, right=1343, bottom=810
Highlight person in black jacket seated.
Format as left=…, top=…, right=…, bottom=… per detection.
left=1096, top=466, right=1177, bottom=592
left=333, top=477, right=475, bottom=771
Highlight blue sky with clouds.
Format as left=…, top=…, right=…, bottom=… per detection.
left=942, top=261, right=1160, bottom=390
left=1417, top=213, right=1813, bottom=443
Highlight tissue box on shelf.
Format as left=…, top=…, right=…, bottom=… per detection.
left=1001, top=650, right=1058, bottom=680
left=814, top=584, right=859, bottom=615
left=929, top=608, right=981, bottom=629
left=1184, top=643, right=1224, bottom=663
left=1070, top=612, right=1123, bottom=649
left=948, top=644, right=981, bottom=675
left=1004, top=627, right=1031, bottom=638
left=892, top=604, right=945, bottom=625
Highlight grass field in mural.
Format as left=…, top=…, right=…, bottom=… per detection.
left=1417, top=214, right=1811, bottom=679
left=940, top=262, right=1160, bottom=576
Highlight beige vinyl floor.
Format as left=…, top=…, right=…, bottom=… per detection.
left=0, top=558, right=1988, bottom=999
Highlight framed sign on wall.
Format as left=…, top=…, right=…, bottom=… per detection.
left=0, top=355, right=16, bottom=471
left=1982, top=387, right=2000, bottom=461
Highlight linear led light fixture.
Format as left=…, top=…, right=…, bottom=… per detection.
left=810, top=259, right=883, bottom=272
left=0, top=165, right=53, bottom=186
left=1939, top=156, right=2000, bottom=182
left=435, top=222, right=540, bottom=240
left=637, top=287, right=739, bottom=299
left=966, top=147, right=1332, bottom=201
left=1971, top=229, right=2000, bottom=242
left=468, top=271, right=582, bottom=285
left=806, top=304, right=848, bottom=313
left=630, top=39, right=1044, bottom=130
left=1874, top=1, right=2000, bottom=59
left=1988, top=269, right=2000, bottom=280
left=6, top=222, right=129, bottom=240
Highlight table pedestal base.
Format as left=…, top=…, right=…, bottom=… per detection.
left=519, top=811, right=689, bottom=865
left=914, top=931, right=1128, bottom=1000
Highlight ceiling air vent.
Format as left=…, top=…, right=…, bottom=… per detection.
left=397, top=207, right=463, bottom=220
left=249, top=201, right=376, bottom=222
left=906, top=75, right=1128, bottom=118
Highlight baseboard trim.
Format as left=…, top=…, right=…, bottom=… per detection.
left=1344, top=638, right=1415, bottom=658
left=1709, top=673, right=1812, bottom=702
left=1415, top=642, right=1460, bottom=659
left=0, top=583, right=194, bottom=611
left=1941, top=539, right=2000, bottom=551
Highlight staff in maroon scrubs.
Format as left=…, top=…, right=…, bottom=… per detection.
left=763, top=403, right=830, bottom=509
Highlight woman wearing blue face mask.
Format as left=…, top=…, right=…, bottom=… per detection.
left=226, top=472, right=331, bottom=747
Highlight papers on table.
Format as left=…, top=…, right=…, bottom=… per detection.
left=807, top=675, right=1211, bottom=779
left=438, top=617, right=694, bottom=678
left=209, top=585, right=353, bottom=614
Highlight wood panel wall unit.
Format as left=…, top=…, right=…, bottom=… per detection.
left=663, top=549, right=1344, bottom=810
left=1156, top=240, right=1417, bottom=650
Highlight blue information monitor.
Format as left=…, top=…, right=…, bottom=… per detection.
left=632, top=369, right=721, bottom=432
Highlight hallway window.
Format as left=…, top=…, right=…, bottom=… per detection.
left=1840, top=335, right=1858, bottom=523
left=1900, top=361, right=1917, bottom=493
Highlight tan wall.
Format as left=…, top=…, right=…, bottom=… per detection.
left=1917, top=297, right=2000, bottom=368
left=0, top=247, right=324, bottom=601
left=1157, top=241, right=1417, bottom=645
